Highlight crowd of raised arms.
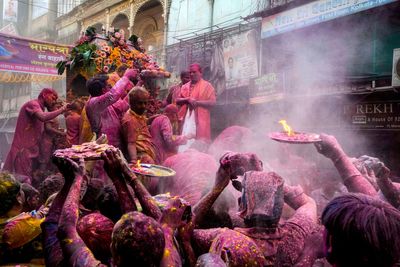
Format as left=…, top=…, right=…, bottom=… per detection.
left=1, top=63, right=400, bottom=267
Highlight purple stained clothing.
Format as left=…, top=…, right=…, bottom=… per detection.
left=100, top=99, right=129, bottom=149
left=86, top=76, right=132, bottom=142
left=4, top=99, right=45, bottom=176
left=150, top=115, right=187, bottom=164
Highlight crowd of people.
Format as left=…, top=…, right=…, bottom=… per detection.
left=1, top=63, right=400, bottom=267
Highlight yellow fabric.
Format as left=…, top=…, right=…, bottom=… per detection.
left=79, top=106, right=95, bottom=144
left=2, top=213, right=44, bottom=249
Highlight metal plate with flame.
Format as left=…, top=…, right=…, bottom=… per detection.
left=269, top=131, right=321, bottom=144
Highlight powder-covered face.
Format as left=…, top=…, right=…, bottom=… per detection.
left=44, top=93, right=58, bottom=109
left=130, top=92, right=149, bottom=115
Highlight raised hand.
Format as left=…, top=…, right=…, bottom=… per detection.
left=52, top=156, right=84, bottom=184
left=124, top=68, right=139, bottom=81
left=161, top=196, right=192, bottom=229
left=216, top=152, right=263, bottom=190
left=101, top=148, right=125, bottom=181
left=314, top=133, right=344, bottom=160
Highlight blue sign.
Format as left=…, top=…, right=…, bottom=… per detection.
left=261, top=0, right=398, bottom=38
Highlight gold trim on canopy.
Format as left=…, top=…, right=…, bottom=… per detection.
left=0, top=72, right=65, bottom=83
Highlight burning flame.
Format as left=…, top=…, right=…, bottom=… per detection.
left=279, top=120, right=294, bottom=136
left=136, top=159, right=141, bottom=169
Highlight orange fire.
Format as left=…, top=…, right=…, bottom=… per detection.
left=136, top=159, right=141, bottom=169
left=279, top=120, right=294, bottom=136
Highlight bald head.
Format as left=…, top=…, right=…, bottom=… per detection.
left=129, top=86, right=150, bottom=115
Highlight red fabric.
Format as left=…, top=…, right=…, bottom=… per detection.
left=178, top=79, right=216, bottom=141
left=4, top=99, right=44, bottom=176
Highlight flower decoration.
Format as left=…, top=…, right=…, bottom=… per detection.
left=57, top=27, right=170, bottom=78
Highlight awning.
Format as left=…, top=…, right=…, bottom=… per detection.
left=0, top=72, right=65, bottom=83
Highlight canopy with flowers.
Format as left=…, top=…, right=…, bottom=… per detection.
left=56, top=26, right=170, bottom=80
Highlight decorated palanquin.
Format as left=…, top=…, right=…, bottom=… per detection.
left=57, top=26, right=169, bottom=114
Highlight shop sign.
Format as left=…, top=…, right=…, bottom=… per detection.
left=343, top=101, right=400, bottom=130
left=249, top=73, right=284, bottom=104
left=262, top=0, right=397, bottom=38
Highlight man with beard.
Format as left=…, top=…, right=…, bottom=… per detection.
left=121, top=87, right=156, bottom=164
left=3, top=88, right=69, bottom=176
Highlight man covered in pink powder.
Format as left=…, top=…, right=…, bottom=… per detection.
left=3, top=88, right=69, bottom=176
left=149, top=104, right=192, bottom=164
left=85, top=69, right=137, bottom=148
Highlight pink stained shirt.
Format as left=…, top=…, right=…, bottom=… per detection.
left=3, top=99, right=45, bottom=175
left=149, top=115, right=187, bottom=164
left=65, top=112, right=81, bottom=146
left=85, top=76, right=132, bottom=140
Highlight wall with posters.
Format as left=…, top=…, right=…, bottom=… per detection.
left=223, top=29, right=259, bottom=89
left=3, top=0, right=18, bottom=22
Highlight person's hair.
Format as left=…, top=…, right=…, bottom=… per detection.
left=180, top=70, right=189, bottom=78
left=190, top=63, right=202, bottom=73
left=21, top=183, right=40, bottom=210
left=0, top=172, right=20, bottom=216
left=86, top=75, right=109, bottom=97
left=97, top=184, right=123, bottom=222
left=69, top=99, right=84, bottom=112
left=38, top=88, right=57, bottom=100
left=117, top=65, right=128, bottom=75
left=128, top=86, right=149, bottom=103
left=39, top=173, right=64, bottom=204
left=164, top=104, right=178, bottom=115
left=322, top=193, right=400, bottom=267
left=81, top=178, right=104, bottom=211
left=77, top=212, right=114, bottom=264
left=111, top=211, right=165, bottom=267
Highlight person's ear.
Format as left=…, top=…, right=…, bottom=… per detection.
left=325, top=234, right=335, bottom=264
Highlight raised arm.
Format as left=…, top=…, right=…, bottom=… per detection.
left=314, top=134, right=377, bottom=196
left=193, top=152, right=263, bottom=227
left=57, top=158, right=104, bottom=267
left=376, top=164, right=400, bottom=209
left=89, top=75, right=133, bottom=111
left=103, top=148, right=162, bottom=220
left=41, top=157, right=74, bottom=267
left=34, top=105, right=67, bottom=122
left=102, top=149, right=137, bottom=213
left=121, top=116, right=139, bottom=164
left=284, top=184, right=317, bottom=224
